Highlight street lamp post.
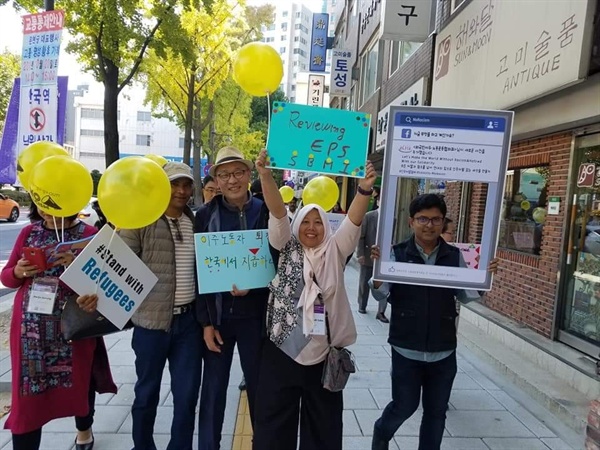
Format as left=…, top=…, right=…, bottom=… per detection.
left=44, top=0, right=54, bottom=11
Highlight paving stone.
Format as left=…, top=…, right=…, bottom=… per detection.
left=108, top=383, right=170, bottom=407
left=354, top=355, right=392, bottom=372
left=343, top=388, right=379, bottom=410
left=483, top=437, right=553, bottom=449
left=449, top=389, right=506, bottom=410
left=440, top=437, right=490, bottom=449
left=344, top=436, right=400, bottom=449
left=487, top=390, right=556, bottom=438
left=452, top=373, right=482, bottom=390
left=445, top=411, right=534, bottom=438
left=0, top=432, right=75, bottom=450
left=347, top=344, right=390, bottom=357
left=355, top=325, right=374, bottom=335
left=43, top=406, right=130, bottom=434
left=540, top=437, right=575, bottom=449
left=342, top=410, right=363, bottom=436
left=107, top=351, right=137, bottom=367
left=346, top=371, right=392, bottom=389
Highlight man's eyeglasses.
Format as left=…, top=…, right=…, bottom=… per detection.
left=170, top=218, right=183, bottom=242
left=216, top=169, right=247, bottom=181
left=414, top=216, right=444, bottom=226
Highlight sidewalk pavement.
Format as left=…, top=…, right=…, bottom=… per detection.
left=0, top=263, right=582, bottom=450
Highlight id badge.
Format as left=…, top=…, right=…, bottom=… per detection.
left=27, top=277, right=59, bottom=315
left=311, top=304, right=326, bottom=336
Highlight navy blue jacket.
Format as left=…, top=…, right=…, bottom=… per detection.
left=388, top=236, right=460, bottom=352
left=194, top=194, right=271, bottom=328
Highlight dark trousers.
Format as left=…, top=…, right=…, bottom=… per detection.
left=12, top=384, right=96, bottom=450
left=131, top=309, right=203, bottom=450
left=374, top=350, right=457, bottom=450
left=358, top=264, right=386, bottom=313
left=253, top=340, right=343, bottom=450
left=198, top=317, right=263, bottom=450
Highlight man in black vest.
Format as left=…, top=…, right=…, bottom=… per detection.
left=370, top=194, right=498, bottom=450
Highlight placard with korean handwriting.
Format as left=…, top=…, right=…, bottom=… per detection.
left=374, top=106, right=513, bottom=291
left=194, top=230, right=276, bottom=294
left=266, top=101, right=371, bottom=177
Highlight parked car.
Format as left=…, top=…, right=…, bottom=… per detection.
left=0, top=193, right=20, bottom=222
left=78, top=197, right=103, bottom=229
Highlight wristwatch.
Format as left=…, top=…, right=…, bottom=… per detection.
left=357, top=185, right=374, bottom=196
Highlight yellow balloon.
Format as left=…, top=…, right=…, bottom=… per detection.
left=98, top=157, right=171, bottom=229
left=29, top=155, right=93, bottom=217
left=233, top=42, right=284, bottom=97
left=279, top=186, right=294, bottom=203
left=18, top=142, right=69, bottom=190
left=144, top=154, right=168, bottom=167
left=302, top=176, right=339, bottom=212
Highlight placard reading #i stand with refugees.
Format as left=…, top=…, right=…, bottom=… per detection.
left=61, top=225, right=158, bottom=329
left=267, top=101, right=370, bottom=178
left=374, top=106, right=514, bottom=291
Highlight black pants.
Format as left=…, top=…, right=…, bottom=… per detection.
left=374, top=350, right=457, bottom=450
left=12, top=383, right=96, bottom=450
left=253, top=340, right=343, bottom=450
left=198, top=316, right=263, bottom=450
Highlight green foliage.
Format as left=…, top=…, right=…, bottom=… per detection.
left=249, top=88, right=287, bottom=128
left=0, top=189, right=31, bottom=206
left=0, top=49, right=20, bottom=132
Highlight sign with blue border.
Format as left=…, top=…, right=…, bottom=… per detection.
left=309, top=13, right=329, bottom=72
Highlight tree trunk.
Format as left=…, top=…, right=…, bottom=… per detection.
left=192, top=97, right=203, bottom=205
left=183, top=68, right=195, bottom=166
left=103, top=60, right=120, bottom=167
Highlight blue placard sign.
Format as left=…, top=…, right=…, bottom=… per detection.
left=309, top=13, right=329, bottom=72
left=267, top=101, right=371, bottom=177
left=194, top=230, right=275, bottom=294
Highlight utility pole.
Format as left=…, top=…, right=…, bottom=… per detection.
left=44, top=0, right=54, bottom=10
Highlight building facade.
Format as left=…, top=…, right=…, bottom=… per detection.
left=69, top=82, right=186, bottom=171
left=329, top=0, right=600, bottom=381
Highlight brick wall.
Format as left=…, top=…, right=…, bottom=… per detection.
left=484, top=132, right=572, bottom=337
left=587, top=399, right=600, bottom=450
left=444, top=181, right=462, bottom=226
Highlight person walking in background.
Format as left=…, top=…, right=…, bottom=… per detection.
left=441, top=218, right=456, bottom=242
left=1, top=204, right=116, bottom=450
left=120, top=162, right=203, bottom=450
left=252, top=149, right=376, bottom=450
left=195, top=147, right=270, bottom=450
left=370, top=194, right=498, bottom=450
left=203, top=175, right=220, bottom=204
left=356, top=192, right=388, bottom=322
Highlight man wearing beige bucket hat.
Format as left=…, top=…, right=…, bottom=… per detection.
left=195, top=146, right=270, bottom=450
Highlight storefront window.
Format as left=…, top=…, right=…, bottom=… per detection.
left=562, top=132, right=600, bottom=349
left=499, top=167, right=548, bottom=255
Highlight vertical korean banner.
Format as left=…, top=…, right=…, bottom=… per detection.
left=329, top=50, right=352, bottom=97
left=19, top=10, right=65, bottom=155
left=309, top=13, right=329, bottom=72
left=307, top=75, right=325, bottom=107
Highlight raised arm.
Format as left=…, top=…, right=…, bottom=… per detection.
left=256, top=149, right=287, bottom=220
left=346, top=160, right=377, bottom=227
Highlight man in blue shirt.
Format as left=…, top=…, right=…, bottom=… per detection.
left=370, top=194, right=498, bottom=450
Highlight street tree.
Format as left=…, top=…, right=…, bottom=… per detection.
left=6, top=0, right=214, bottom=167
left=0, top=49, right=20, bottom=137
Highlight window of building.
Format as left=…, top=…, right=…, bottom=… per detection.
left=499, top=166, right=549, bottom=255
left=293, top=61, right=298, bottom=66
left=294, top=36, right=299, bottom=42
left=295, top=11, right=301, bottom=18
left=136, top=134, right=151, bottom=146
left=451, top=0, right=466, bottom=13
left=137, top=111, right=151, bottom=122
left=282, top=10, right=288, bottom=17
left=301, top=64, right=307, bottom=70
left=290, top=96, right=296, bottom=102
left=281, top=35, right=287, bottom=41
left=179, top=137, right=185, bottom=148
left=80, top=129, right=103, bottom=137
left=291, top=85, right=296, bottom=91
left=81, top=108, right=103, bottom=119
left=280, top=47, right=286, bottom=53
left=389, top=41, right=421, bottom=76
left=281, top=22, right=288, bottom=31
left=267, top=23, right=276, bottom=31
left=360, top=40, right=379, bottom=105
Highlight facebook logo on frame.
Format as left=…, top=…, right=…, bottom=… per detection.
left=401, top=129, right=412, bottom=139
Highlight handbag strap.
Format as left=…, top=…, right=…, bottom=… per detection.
left=312, top=274, right=332, bottom=346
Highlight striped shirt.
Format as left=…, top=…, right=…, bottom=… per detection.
left=166, top=214, right=196, bottom=306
